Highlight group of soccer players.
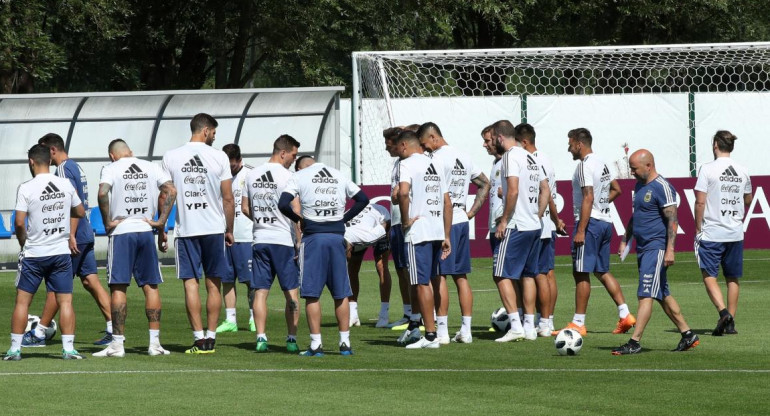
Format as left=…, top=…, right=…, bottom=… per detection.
left=4, top=111, right=752, bottom=360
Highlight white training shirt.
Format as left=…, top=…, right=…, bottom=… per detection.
left=398, top=153, right=448, bottom=244
left=232, top=165, right=254, bottom=243
left=430, top=145, right=482, bottom=225
left=162, top=142, right=232, bottom=237
left=390, top=158, right=401, bottom=226
left=694, top=157, right=752, bottom=242
left=99, top=157, right=170, bottom=235
left=283, top=163, right=361, bottom=223
left=501, top=146, right=543, bottom=231
left=15, top=173, right=82, bottom=258
left=572, top=153, right=614, bottom=223
left=489, top=158, right=504, bottom=231
left=243, top=162, right=295, bottom=247
left=345, top=203, right=390, bottom=246
left=534, top=150, right=557, bottom=238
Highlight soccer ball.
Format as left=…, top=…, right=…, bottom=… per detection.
left=490, top=307, right=511, bottom=332
left=554, top=329, right=583, bottom=356
left=25, top=315, right=58, bottom=341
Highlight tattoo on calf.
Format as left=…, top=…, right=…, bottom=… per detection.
left=289, top=300, right=299, bottom=312
left=146, top=308, right=161, bottom=323
left=112, top=303, right=127, bottom=335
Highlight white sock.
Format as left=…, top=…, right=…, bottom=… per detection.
left=106, top=321, right=113, bottom=334
left=33, top=324, right=47, bottom=339
left=257, top=333, right=267, bottom=341
left=113, top=335, right=125, bottom=346
left=205, top=330, right=216, bottom=340
left=549, top=314, right=554, bottom=321
left=508, top=313, right=523, bottom=332
left=193, top=330, right=205, bottom=341
left=62, top=334, right=75, bottom=351
left=461, top=316, right=472, bottom=335
left=310, top=333, right=322, bottom=349
left=379, top=302, right=389, bottom=318
left=572, top=314, right=586, bottom=326
left=350, top=302, right=359, bottom=318
left=249, top=309, right=254, bottom=320
left=436, top=316, right=449, bottom=338
left=618, top=304, right=630, bottom=319
left=149, top=329, right=160, bottom=346
left=403, top=304, right=412, bottom=316
left=10, top=333, right=22, bottom=352
left=339, top=330, right=350, bottom=346
left=539, top=317, right=549, bottom=329
left=226, top=308, right=237, bottom=324
left=523, top=314, right=535, bottom=331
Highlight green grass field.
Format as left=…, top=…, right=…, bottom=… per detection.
left=1, top=250, right=768, bottom=415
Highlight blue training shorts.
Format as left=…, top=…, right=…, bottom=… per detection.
left=175, top=234, right=229, bottom=280
left=389, top=224, right=407, bottom=269
left=298, top=233, right=351, bottom=299
left=695, top=239, right=743, bottom=279
left=572, top=218, right=612, bottom=274
left=439, top=222, right=471, bottom=275
left=406, top=240, right=442, bottom=286
left=493, top=228, right=541, bottom=280
left=637, top=249, right=670, bottom=301
left=72, top=242, right=98, bottom=278
left=17, top=254, right=73, bottom=294
left=107, top=232, right=162, bottom=287
left=252, top=243, right=299, bottom=291
left=223, top=242, right=254, bottom=284
left=538, top=231, right=556, bottom=275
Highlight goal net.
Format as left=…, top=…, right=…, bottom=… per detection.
left=352, top=43, right=770, bottom=185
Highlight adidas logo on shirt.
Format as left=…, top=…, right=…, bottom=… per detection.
left=424, top=163, right=440, bottom=181
left=452, top=158, right=466, bottom=175
left=40, top=182, right=65, bottom=201
left=312, top=167, right=338, bottom=183
left=719, top=165, right=743, bottom=183
left=123, top=163, right=149, bottom=179
left=181, top=155, right=208, bottom=173
left=600, top=165, right=611, bottom=180
left=526, top=155, right=539, bottom=171
left=252, top=171, right=278, bottom=189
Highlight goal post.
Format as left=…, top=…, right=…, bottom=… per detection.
left=352, top=42, right=770, bottom=185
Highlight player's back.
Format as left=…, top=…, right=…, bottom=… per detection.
left=285, top=163, right=360, bottom=234
left=695, top=157, right=751, bottom=241
left=534, top=150, right=557, bottom=235
left=572, top=153, right=614, bottom=222
left=390, top=158, right=401, bottom=226
left=232, top=164, right=254, bottom=243
left=345, top=203, right=390, bottom=245
left=100, top=157, right=167, bottom=235
left=398, top=152, right=446, bottom=244
left=489, top=158, right=503, bottom=230
left=57, top=159, right=94, bottom=243
left=17, top=173, right=80, bottom=257
left=162, top=142, right=231, bottom=237
left=501, top=146, right=541, bottom=231
left=431, top=145, right=481, bottom=224
left=244, top=162, right=294, bottom=246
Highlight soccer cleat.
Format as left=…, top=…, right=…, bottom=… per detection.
left=611, top=341, right=642, bottom=355
left=524, top=327, right=538, bottom=341
left=92, top=341, right=125, bottom=358
left=148, top=343, right=171, bottom=356
left=712, top=313, right=734, bottom=336
left=62, top=349, right=85, bottom=360
left=21, top=330, right=46, bottom=348
left=349, top=316, right=361, bottom=327
left=436, top=335, right=451, bottom=345
left=537, top=324, right=552, bottom=338
left=375, top=317, right=390, bottom=328
left=451, top=331, right=473, bottom=344
left=299, top=345, right=324, bottom=357
left=725, top=320, right=738, bottom=335
left=673, top=333, right=700, bottom=352
left=256, top=337, right=269, bottom=353
left=184, top=339, right=212, bottom=354
left=612, top=314, right=637, bottom=334
left=216, top=321, right=238, bottom=333
left=204, top=338, right=216, bottom=352
left=248, top=318, right=256, bottom=332
left=397, top=328, right=421, bottom=345
left=339, top=342, right=353, bottom=356
left=405, top=337, right=440, bottom=349
left=93, top=331, right=113, bottom=346
left=388, top=315, right=410, bottom=330
left=286, top=338, right=299, bottom=353
left=3, top=350, right=21, bottom=361
left=495, top=329, right=526, bottom=343
left=552, top=322, right=587, bottom=337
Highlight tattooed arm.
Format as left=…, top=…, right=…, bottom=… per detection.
left=662, top=204, right=679, bottom=267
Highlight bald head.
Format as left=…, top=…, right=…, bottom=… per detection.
left=108, top=139, right=133, bottom=162
left=629, top=149, right=657, bottom=183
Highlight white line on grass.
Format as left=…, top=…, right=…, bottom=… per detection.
left=1, top=368, right=769, bottom=377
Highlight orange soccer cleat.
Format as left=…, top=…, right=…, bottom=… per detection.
left=551, top=321, right=587, bottom=337
left=612, top=314, right=637, bottom=334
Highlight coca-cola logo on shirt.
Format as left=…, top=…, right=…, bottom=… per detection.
left=42, top=201, right=65, bottom=212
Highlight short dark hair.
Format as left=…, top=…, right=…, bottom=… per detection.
left=416, top=122, right=442, bottom=138
left=713, top=130, right=737, bottom=152
left=28, top=144, right=51, bottom=165
left=108, top=138, right=127, bottom=153
left=38, top=133, right=65, bottom=151
left=567, top=128, right=592, bottom=146
left=491, top=120, right=515, bottom=139
left=294, top=155, right=314, bottom=171
left=514, top=123, right=536, bottom=144
left=190, top=113, right=218, bottom=134
left=273, top=134, right=301, bottom=154
left=383, top=127, right=403, bottom=142
left=481, top=125, right=494, bottom=136
left=403, top=124, right=421, bottom=132
left=222, top=143, right=241, bottom=161
left=395, top=130, right=420, bottom=145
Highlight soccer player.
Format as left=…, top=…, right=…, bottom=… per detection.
left=553, top=127, right=635, bottom=336
left=162, top=113, right=234, bottom=354
left=491, top=120, right=549, bottom=342
left=278, top=156, right=369, bottom=356
left=694, top=130, right=752, bottom=335
left=243, top=135, right=301, bottom=353
left=93, top=139, right=177, bottom=357
left=22, top=133, right=113, bottom=348
left=482, top=125, right=504, bottom=255
left=5, top=144, right=86, bottom=361
left=394, top=130, right=452, bottom=349
left=613, top=150, right=699, bottom=355
left=418, top=122, right=490, bottom=344
left=215, top=143, right=256, bottom=334
left=343, top=202, right=392, bottom=328
left=514, top=123, right=567, bottom=337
